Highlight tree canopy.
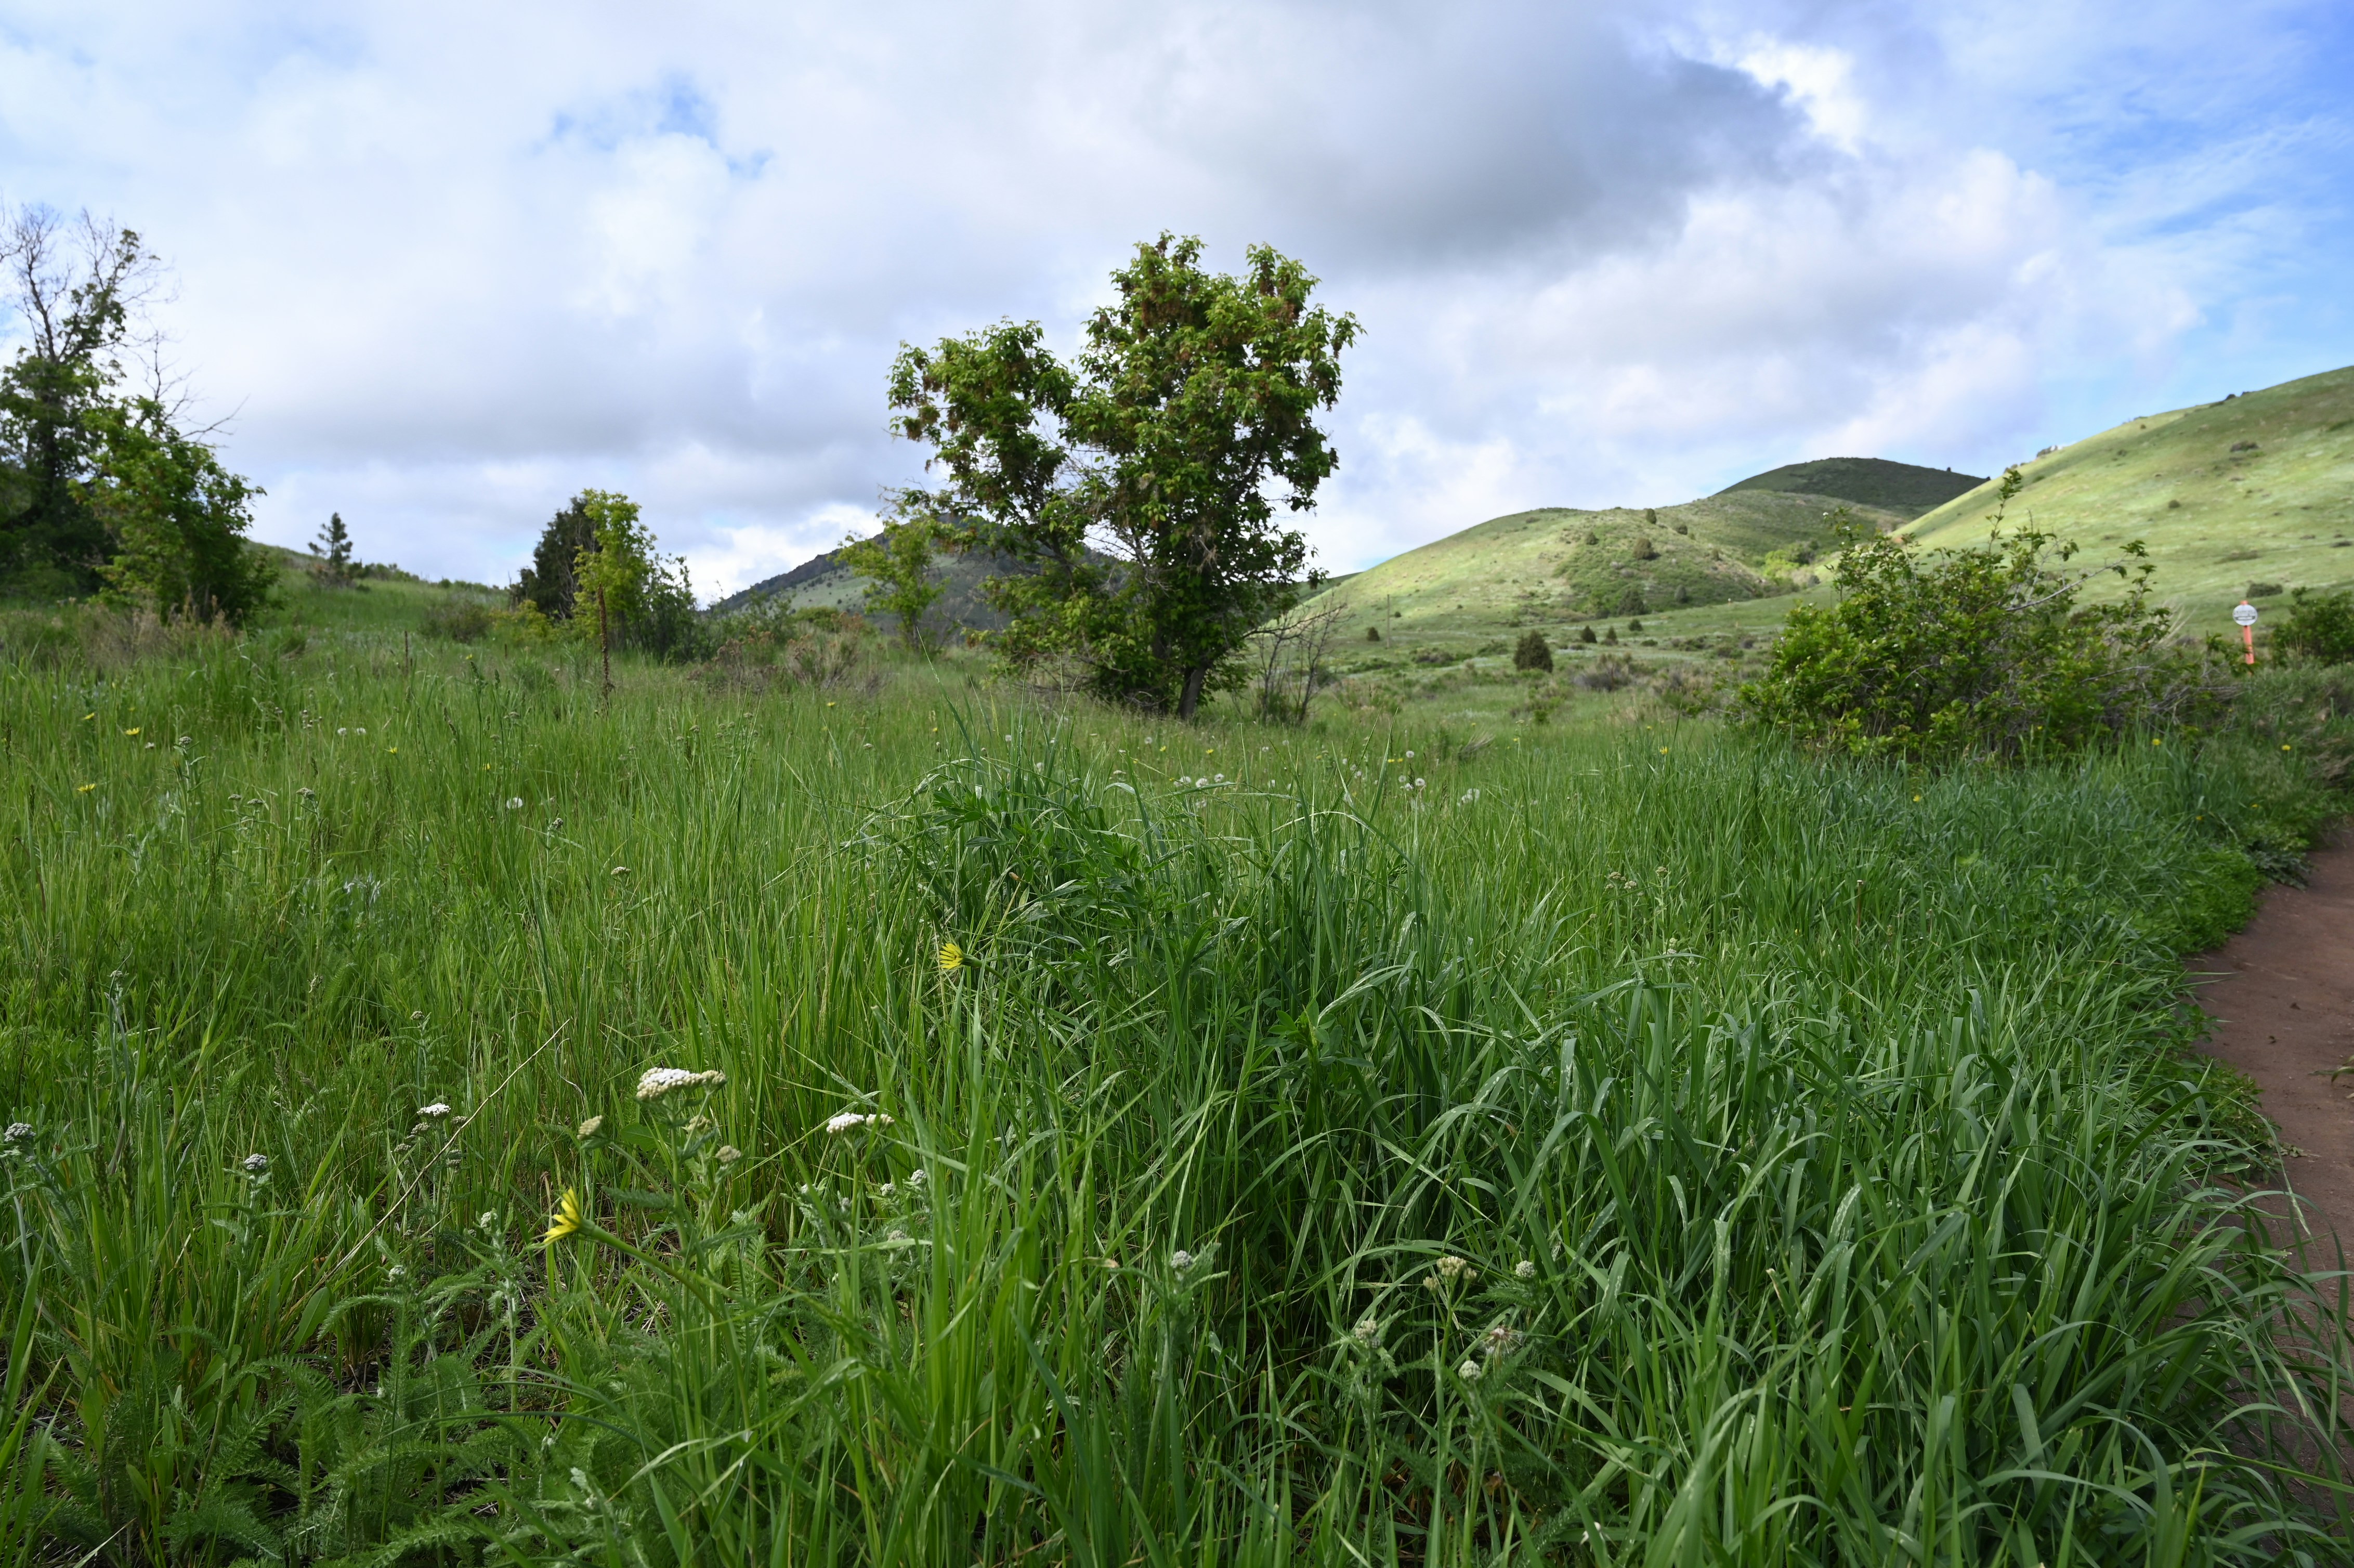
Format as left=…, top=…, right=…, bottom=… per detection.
left=889, top=234, right=1357, bottom=717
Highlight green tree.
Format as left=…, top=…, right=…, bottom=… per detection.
left=308, top=512, right=357, bottom=586
left=514, top=494, right=597, bottom=619
left=889, top=234, right=1358, bottom=717
left=838, top=497, right=949, bottom=651
left=0, top=207, right=164, bottom=595
left=1513, top=629, right=1554, bottom=672
left=85, top=397, right=276, bottom=625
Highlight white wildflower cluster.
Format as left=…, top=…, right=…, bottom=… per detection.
left=504, top=796, right=524, bottom=811
left=1436, top=1255, right=1471, bottom=1282
left=242, top=1153, right=269, bottom=1174
left=1458, top=1358, right=1484, bottom=1383
left=637, top=1067, right=726, bottom=1102
left=417, top=1102, right=452, bottom=1119
left=1352, top=1313, right=1382, bottom=1348
left=823, top=1110, right=894, bottom=1134
left=3, top=1122, right=29, bottom=1143
left=1172, top=1249, right=1195, bottom=1273
left=1459, top=788, right=1481, bottom=805
left=715, top=1145, right=742, bottom=1166
left=1514, top=1259, right=1536, bottom=1279
left=577, top=1115, right=605, bottom=1139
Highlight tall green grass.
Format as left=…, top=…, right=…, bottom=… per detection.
left=1, top=618, right=2349, bottom=1564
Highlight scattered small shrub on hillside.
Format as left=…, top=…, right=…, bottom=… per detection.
left=2247, top=581, right=2284, bottom=599
left=1575, top=652, right=1637, bottom=691
left=1583, top=530, right=1599, bottom=546
left=1673, top=522, right=1690, bottom=535
left=2277, top=587, right=2354, bottom=664
left=1365, top=624, right=1380, bottom=642
left=1740, top=491, right=2229, bottom=761
left=1629, top=537, right=1657, bottom=561
left=1512, top=630, right=1554, bottom=672
left=419, top=598, right=495, bottom=643
left=1615, top=588, right=1645, bottom=616
left=1626, top=619, right=1643, bottom=634
left=1602, top=626, right=1619, bottom=645
left=1578, top=625, right=1598, bottom=644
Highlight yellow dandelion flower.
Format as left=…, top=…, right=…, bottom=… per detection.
left=124, top=727, right=140, bottom=737
left=937, top=940, right=964, bottom=974
left=82, top=712, right=95, bottom=721
left=77, top=782, right=96, bottom=793
left=543, top=1187, right=585, bottom=1245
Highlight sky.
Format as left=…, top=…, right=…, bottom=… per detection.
left=3, top=0, right=2349, bottom=597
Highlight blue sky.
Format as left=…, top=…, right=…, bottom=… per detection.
left=2, top=0, right=2348, bottom=594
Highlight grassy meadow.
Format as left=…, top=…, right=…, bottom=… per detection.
left=3, top=600, right=2354, bottom=1564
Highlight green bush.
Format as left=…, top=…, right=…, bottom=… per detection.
left=2276, top=586, right=2354, bottom=664
left=1510, top=629, right=1552, bottom=672
left=1740, top=491, right=2227, bottom=760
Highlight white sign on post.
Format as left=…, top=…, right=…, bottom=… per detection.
left=2233, top=602, right=2259, bottom=627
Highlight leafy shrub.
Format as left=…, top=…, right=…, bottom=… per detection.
left=1577, top=625, right=1598, bottom=644
left=1740, top=496, right=2227, bottom=761
left=418, top=597, right=495, bottom=642
left=2276, top=587, right=2354, bottom=664
left=1629, top=537, right=1656, bottom=561
left=1511, top=630, right=1553, bottom=672
left=1574, top=652, right=1637, bottom=691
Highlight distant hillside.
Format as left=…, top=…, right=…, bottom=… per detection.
left=1907, top=363, right=2354, bottom=637
left=1720, top=456, right=1985, bottom=519
left=710, top=545, right=1021, bottom=637
left=1302, top=489, right=1906, bottom=636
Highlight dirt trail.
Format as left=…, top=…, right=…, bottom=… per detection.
left=2193, top=830, right=2354, bottom=1252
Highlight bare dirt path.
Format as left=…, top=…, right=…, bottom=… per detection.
left=2193, top=830, right=2354, bottom=1253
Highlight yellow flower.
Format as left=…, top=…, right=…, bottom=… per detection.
left=543, top=1187, right=585, bottom=1245
left=937, top=940, right=964, bottom=974
left=77, top=782, right=96, bottom=793
left=124, top=727, right=140, bottom=737
left=386, top=746, right=397, bottom=754
left=81, top=712, right=95, bottom=721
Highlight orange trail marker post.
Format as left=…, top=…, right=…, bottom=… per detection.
left=2233, top=600, right=2258, bottom=665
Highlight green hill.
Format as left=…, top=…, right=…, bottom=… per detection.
left=711, top=545, right=1020, bottom=636
left=1300, top=489, right=1905, bottom=650
left=1906, top=364, right=2354, bottom=639
left=1720, top=456, right=1985, bottom=518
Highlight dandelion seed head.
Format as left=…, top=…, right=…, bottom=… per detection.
left=505, top=796, right=524, bottom=810
left=1482, top=1324, right=1525, bottom=1358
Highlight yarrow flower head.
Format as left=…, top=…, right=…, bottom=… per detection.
left=242, top=1153, right=269, bottom=1174
left=1171, top=1250, right=1195, bottom=1273
left=577, top=1115, right=604, bottom=1139
left=1436, top=1255, right=1471, bottom=1283
left=1352, top=1313, right=1382, bottom=1347
left=1514, top=1260, right=1536, bottom=1280
left=1458, top=1358, right=1484, bottom=1383
left=936, top=940, right=963, bottom=974
left=543, top=1187, right=585, bottom=1245
left=417, top=1102, right=451, bottom=1119
left=637, top=1067, right=725, bottom=1102
left=824, top=1110, right=894, bottom=1134
left=715, top=1145, right=742, bottom=1165
left=3, top=1123, right=29, bottom=1143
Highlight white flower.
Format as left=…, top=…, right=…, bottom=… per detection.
left=577, top=1115, right=604, bottom=1138
left=1459, top=789, right=1480, bottom=804
left=1514, top=1260, right=1535, bottom=1279
left=1352, top=1313, right=1381, bottom=1347
left=478, top=1212, right=499, bottom=1230
left=1457, top=1358, right=1483, bottom=1383
left=825, top=1110, right=893, bottom=1134
left=3, top=1123, right=29, bottom=1143
left=637, top=1067, right=724, bottom=1101
left=887, top=1228, right=910, bottom=1243
left=715, top=1145, right=742, bottom=1165
left=504, top=796, right=524, bottom=810
left=387, top=1264, right=407, bottom=1280
left=241, top=1153, right=268, bottom=1173
left=879, top=1181, right=896, bottom=1198
left=1482, top=1323, right=1525, bottom=1358
left=905, top=1167, right=927, bottom=1189
left=1171, top=1249, right=1195, bottom=1273
left=418, top=1102, right=451, bottom=1119
left=1414, top=777, right=1426, bottom=789
left=1436, top=1255, right=1470, bottom=1282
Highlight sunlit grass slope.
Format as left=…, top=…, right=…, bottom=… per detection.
left=2, top=616, right=2351, bottom=1562
left=1302, top=490, right=1902, bottom=649
left=1909, top=364, right=2354, bottom=639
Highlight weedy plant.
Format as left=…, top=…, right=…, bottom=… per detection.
left=1, top=613, right=2351, bottom=1564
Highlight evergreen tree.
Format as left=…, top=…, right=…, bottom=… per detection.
left=309, top=512, right=356, bottom=585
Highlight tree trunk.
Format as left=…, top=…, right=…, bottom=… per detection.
left=598, top=586, right=612, bottom=699
left=1178, top=664, right=1207, bottom=720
